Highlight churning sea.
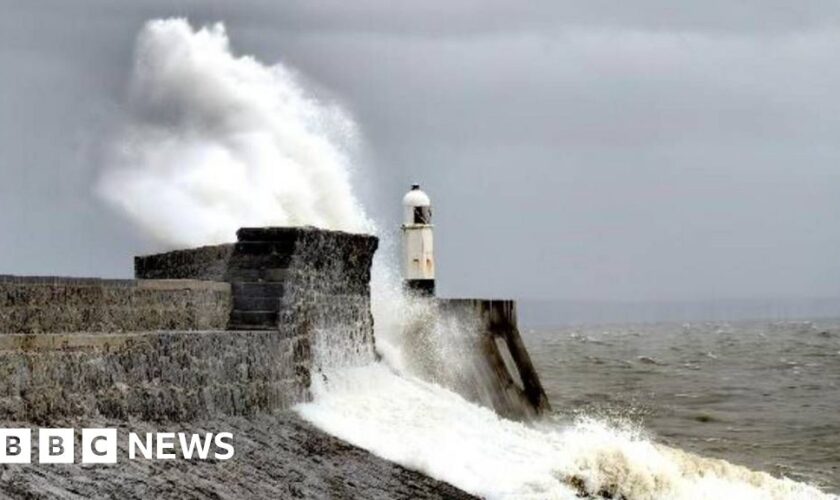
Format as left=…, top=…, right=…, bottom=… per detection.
left=524, top=319, right=840, bottom=493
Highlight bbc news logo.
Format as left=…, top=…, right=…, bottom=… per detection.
left=0, top=429, right=234, bottom=463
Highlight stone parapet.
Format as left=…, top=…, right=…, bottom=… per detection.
left=0, top=276, right=231, bottom=333
left=134, top=244, right=236, bottom=281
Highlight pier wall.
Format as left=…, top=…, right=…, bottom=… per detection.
left=435, top=298, right=551, bottom=418
left=0, top=227, right=549, bottom=423
left=0, top=329, right=308, bottom=423
left=136, top=227, right=377, bottom=334
left=0, top=227, right=378, bottom=424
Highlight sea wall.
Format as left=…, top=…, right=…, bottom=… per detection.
left=0, top=230, right=545, bottom=423
left=0, top=227, right=378, bottom=423
left=136, top=227, right=377, bottom=337
left=0, top=276, right=230, bottom=333
left=137, top=227, right=379, bottom=370
left=0, top=227, right=490, bottom=498
left=0, top=329, right=308, bottom=423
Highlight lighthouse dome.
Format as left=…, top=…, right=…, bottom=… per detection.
left=402, top=184, right=432, bottom=225
left=402, top=184, right=431, bottom=207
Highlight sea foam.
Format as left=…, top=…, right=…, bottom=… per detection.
left=298, top=362, right=830, bottom=500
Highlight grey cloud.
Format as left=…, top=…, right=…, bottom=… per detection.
left=1, top=0, right=838, bottom=303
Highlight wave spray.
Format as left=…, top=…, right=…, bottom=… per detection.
left=98, top=18, right=371, bottom=247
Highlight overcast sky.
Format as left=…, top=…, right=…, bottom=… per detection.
left=1, top=1, right=839, bottom=301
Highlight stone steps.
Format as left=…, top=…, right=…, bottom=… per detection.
left=226, top=268, right=289, bottom=282
left=228, top=310, right=278, bottom=330
left=233, top=295, right=280, bottom=311
left=231, top=282, right=285, bottom=298
left=228, top=282, right=285, bottom=330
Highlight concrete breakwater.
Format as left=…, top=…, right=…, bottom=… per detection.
left=0, top=226, right=546, bottom=497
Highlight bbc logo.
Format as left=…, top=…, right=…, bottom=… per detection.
left=0, top=428, right=117, bottom=464
left=0, top=428, right=234, bottom=463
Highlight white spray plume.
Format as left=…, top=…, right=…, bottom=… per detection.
left=98, top=18, right=371, bottom=247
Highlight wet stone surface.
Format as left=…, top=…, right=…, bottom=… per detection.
left=0, top=414, right=474, bottom=499
left=0, top=330, right=310, bottom=423
left=0, top=278, right=231, bottom=334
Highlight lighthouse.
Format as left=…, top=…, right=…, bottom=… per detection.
left=401, top=184, right=435, bottom=296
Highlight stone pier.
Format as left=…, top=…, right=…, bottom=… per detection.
left=0, top=227, right=378, bottom=423
left=0, top=225, right=549, bottom=498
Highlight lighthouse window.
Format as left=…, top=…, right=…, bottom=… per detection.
left=413, top=206, right=432, bottom=224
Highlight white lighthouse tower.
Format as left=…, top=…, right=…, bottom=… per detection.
left=401, top=184, right=435, bottom=295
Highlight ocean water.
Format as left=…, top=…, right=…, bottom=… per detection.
left=298, top=290, right=836, bottom=499
left=524, top=319, right=840, bottom=494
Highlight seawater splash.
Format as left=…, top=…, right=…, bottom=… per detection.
left=98, top=18, right=371, bottom=247
left=298, top=365, right=831, bottom=500
left=372, top=275, right=534, bottom=417
left=304, top=260, right=834, bottom=499
left=371, top=269, right=478, bottom=384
